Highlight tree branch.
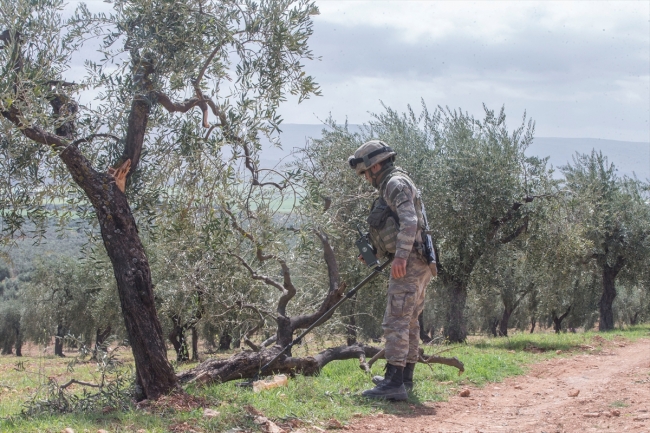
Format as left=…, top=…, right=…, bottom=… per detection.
left=71, top=133, right=120, bottom=147
left=223, top=207, right=275, bottom=262
left=358, top=347, right=465, bottom=375
left=312, top=228, right=340, bottom=294
left=122, top=58, right=154, bottom=175
left=155, top=91, right=204, bottom=114
left=230, top=253, right=286, bottom=295
left=500, top=216, right=529, bottom=244
left=276, top=259, right=296, bottom=318
left=611, top=255, right=626, bottom=275
left=60, top=379, right=100, bottom=389
left=0, top=111, right=67, bottom=149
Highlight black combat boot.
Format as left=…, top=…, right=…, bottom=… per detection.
left=362, top=364, right=407, bottom=401
left=403, top=363, right=415, bottom=391
left=372, top=362, right=415, bottom=392
left=371, top=363, right=394, bottom=386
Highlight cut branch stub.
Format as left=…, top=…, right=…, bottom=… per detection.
left=107, top=159, right=132, bottom=193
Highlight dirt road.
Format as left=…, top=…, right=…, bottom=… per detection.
left=347, top=337, right=650, bottom=433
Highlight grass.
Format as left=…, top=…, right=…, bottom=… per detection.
left=0, top=325, right=648, bottom=432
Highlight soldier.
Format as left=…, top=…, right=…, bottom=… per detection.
left=348, top=140, right=436, bottom=401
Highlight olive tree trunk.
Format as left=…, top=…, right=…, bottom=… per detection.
left=54, top=324, right=65, bottom=357
left=552, top=306, right=571, bottom=333
left=598, top=259, right=623, bottom=331
left=444, top=281, right=468, bottom=343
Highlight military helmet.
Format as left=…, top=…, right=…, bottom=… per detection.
left=348, top=140, right=396, bottom=175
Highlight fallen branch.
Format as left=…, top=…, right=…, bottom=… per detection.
left=359, top=348, right=464, bottom=375
left=60, top=379, right=100, bottom=389
left=177, top=343, right=382, bottom=386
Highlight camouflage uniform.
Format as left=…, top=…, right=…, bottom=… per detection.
left=375, top=169, right=433, bottom=367
left=349, top=140, right=434, bottom=399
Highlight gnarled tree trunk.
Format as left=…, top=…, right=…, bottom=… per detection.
left=599, top=260, right=623, bottom=331
left=177, top=343, right=382, bottom=385
left=418, top=312, right=432, bottom=343
left=218, top=330, right=233, bottom=351
left=169, top=315, right=190, bottom=362
left=552, top=306, right=571, bottom=333
left=444, top=281, right=468, bottom=343
left=499, top=307, right=515, bottom=337
left=92, top=326, right=112, bottom=361
left=54, top=324, right=66, bottom=357
left=1, top=339, right=12, bottom=355
left=530, top=316, right=536, bottom=334
left=488, top=317, right=499, bottom=337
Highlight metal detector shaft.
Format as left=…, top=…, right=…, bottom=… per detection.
left=256, top=258, right=393, bottom=378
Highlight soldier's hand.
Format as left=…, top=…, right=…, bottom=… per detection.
left=391, top=257, right=407, bottom=279
left=357, top=254, right=366, bottom=265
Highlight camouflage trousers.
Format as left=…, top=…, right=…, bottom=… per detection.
left=382, top=251, right=432, bottom=367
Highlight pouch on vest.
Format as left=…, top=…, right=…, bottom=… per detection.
left=367, top=197, right=399, bottom=259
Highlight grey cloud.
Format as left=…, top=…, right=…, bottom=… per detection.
left=308, top=20, right=649, bottom=83
left=293, top=18, right=649, bottom=141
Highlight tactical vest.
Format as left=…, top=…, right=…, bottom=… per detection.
left=366, top=168, right=426, bottom=259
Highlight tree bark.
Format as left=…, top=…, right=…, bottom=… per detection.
left=96, top=188, right=178, bottom=398
left=530, top=316, right=536, bottom=334
left=219, top=330, right=232, bottom=350
left=177, top=343, right=382, bottom=385
left=552, top=306, right=571, bottom=334
left=191, top=326, right=199, bottom=362
left=14, top=320, right=22, bottom=356
left=418, top=312, right=432, bottom=343
left=598, top=263, right=621, bottom=331
left=92, top=326, right=112, bottom=360
left=499, top=307, right=514, bottom=337
left=1, top=339, right=12, bottom=355
left=14, top=331, right=22, bottom=357
left=169, top=315, right=190, bottom=362
left=95, top=326, right=112, bottom=347
left=54, top=324, right=65, bottom=357
left=444, top=281, right=468, bottom=343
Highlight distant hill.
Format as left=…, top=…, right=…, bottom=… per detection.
left=528, top=137, right=649, bottom=180
left=261, top=124, right=650, bottom=181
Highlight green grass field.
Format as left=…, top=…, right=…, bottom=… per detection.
left=0, top=325, right=648, bottom=433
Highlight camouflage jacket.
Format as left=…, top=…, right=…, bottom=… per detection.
left=368, top=167, right=424, bottom=260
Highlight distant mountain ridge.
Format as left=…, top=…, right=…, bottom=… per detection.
left=260, top=124, right=650, bottom=180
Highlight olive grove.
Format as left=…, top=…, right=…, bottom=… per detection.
left=0, top=0, right=648, bottom=408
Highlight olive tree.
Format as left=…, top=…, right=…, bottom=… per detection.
left=20, top=255, right=96, bottom=355
left=561, top=151, right=650, bottom=330
left=0, top=301, right=22, bottom=355
left=353, top=104, right=552, bottom=342
left=469, top=243, right=538, bottom=337
left=1, top=0, right=320, bottom=399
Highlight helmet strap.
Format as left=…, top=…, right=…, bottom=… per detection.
left=370, top=162, right=394, bottom=189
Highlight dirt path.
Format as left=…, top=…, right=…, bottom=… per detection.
left=346, top=337, right=650, bottom=433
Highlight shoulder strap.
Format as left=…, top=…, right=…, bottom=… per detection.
left=380, top=168, right=416, bottom=199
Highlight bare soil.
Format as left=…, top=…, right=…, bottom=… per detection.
left=346, top=337, right=650, bottom=433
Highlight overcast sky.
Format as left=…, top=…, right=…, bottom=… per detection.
left=276, top=1, right=650, bottom=142
left=67, top=1, right=649, bottom=143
